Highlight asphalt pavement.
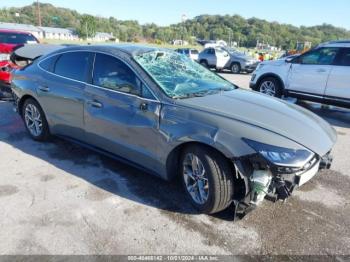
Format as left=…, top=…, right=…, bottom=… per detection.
left=0, top=74, right=349, bottom=255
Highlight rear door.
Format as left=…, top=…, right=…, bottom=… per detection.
left=286, top=47, right=339, bottom=96
left=324, top=47, right=350, bottom=101
left=84, top=53, right=163, bottom=173
left=206, top=48, right=217, bottom=67
left=37, top=51, right=93, bottom=139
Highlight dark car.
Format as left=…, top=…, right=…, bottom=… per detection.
left=11, top=45, right=336, bottom=217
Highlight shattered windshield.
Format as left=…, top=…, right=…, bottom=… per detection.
left=134, top=50, right=236, bottom=99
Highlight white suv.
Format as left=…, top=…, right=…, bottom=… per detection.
left=250, top=41, right=350, bottom=108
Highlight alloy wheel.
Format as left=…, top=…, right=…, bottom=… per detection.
left=183, top=153, right=209, bottom=205
left=231, top=64, right=240, bottom=74
left=24, top=103, right=43, bottom=137
left=259, top=80, right=276, bottom=96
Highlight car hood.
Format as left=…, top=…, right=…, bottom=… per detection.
left=261, top=59, right=286, bottom=66
left=230, top=52, right=254, bottom=60
left=176, top=89, right=337, bottom=156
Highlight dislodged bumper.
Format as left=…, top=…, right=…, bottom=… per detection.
left=232, top=151, right=333, bottom=218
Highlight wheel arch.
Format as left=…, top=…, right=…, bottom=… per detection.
left=165, top=141, right=234, bottom=181
left=230, top=61, right=241, bottom=67
left=166, top=140, right=248, bottom=202
left=256, top=73, right=285, bottom=92
left=18, top=94, right=40, bottom=117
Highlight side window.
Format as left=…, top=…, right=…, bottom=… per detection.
left=39, top=55, right=58, bottom=72
left=93, top=53, right=141, bottom=96
left=54, top=52, right=92, bottom=82
left=337, top=48, right=350, bottom=66
left=300, top=47, right=339, bottom=65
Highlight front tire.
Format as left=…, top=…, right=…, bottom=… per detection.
left=200, top=60, right=209, bottom=68
left=258, top=77, right=282, bottom=98
left=22, top=98, right=50, bottom=141
left=180, top=145, right=234, bottom=214
left=230, top=63, right=241, bottom=74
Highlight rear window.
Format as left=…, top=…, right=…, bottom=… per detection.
left=53, top=52, right=92, bottom=82
left=338, top=48, right=350, bottom=66
left=190, top=49, right=199, bottom=54
left=39, top=55, right=58, bottom=72
left=0, top=32, right=38, bottom=44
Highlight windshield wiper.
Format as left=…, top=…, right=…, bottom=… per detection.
left=173, top=87, right=238, bottom=99
left=173, top=90, right=220, bottom=99
left=173, top=92, right=206, bottom=99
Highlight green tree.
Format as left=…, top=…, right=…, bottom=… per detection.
left=78, top=15, right=96, bottom=39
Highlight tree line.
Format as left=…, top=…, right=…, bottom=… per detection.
left=1, top=2, right=350, bottom=49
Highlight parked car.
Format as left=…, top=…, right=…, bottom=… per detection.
left=0, top=29, right=39, bottom=100
left=250, top=40, right=350, bottom=108
left=11, top=45, right=336, bottom=217
left=198, top=47, right=259, bottom=73
left=175, top=48, right=199, bottom=61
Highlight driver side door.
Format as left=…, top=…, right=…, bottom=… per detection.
left=84, top=53, right=163, bottom=173
left=286, top=47, right=339, bottom=96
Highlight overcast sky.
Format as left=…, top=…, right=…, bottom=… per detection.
left=2, top=0, right=350, bottom=29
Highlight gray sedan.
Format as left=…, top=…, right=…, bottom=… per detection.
left=11, top=45, right=336, bottom=217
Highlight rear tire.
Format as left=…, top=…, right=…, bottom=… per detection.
left=180, top=145, right=234, bottom=214
left=22, top=98, right=50, bottom=141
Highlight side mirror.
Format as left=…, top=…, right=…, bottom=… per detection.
left=286, top=56, right=301, bottom=64
left=285, top=57, right=294, bottom=63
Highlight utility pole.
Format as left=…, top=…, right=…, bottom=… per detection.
left=37, top=0, right=42, bottom=26
left=85, top=21, right=88, bottom=40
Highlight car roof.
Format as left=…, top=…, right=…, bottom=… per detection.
left=50, top=44, right=168, bottom=57
left=0, top=29, right=34, bottom=35
left=319, top=40, right=350, bottom=48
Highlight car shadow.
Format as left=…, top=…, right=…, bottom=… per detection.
left=2, top=100, right=348, bottom=222
left=0, top=102, right=236, bottom=221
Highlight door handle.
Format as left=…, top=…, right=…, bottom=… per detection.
left=317, top=69, right=327, bottom=73
left=140, top=102, right=148, bottom=111
left=38, top=85, right=50, bottom=92
left=87, top=100, right=103, bottom=108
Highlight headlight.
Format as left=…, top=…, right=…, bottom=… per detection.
left=243, top=138, right=314, bottom=168
left=0, top=53, right=10, bottom=62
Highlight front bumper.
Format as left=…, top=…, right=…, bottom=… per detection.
left=249, top=82, right=257, bottom=90
left=244, top=65, right=258, bottom=72
left=233, top=152, right=333, bottom=218
left=242, top=61, right=259, bottom=72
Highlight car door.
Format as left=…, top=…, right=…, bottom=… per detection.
left=324, top=47, right=350, bottom=101
left=84, top=53, right=163, bottom=173
left=37, top=51, right=93, bottom=139
left=286, top=47, right=339, bottom=96
left=215, top=48, right=230, bottom=69
left=206, top=48, right=217, bottom=67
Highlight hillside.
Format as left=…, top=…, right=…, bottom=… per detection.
left=1, top=2, right=350, bottom=48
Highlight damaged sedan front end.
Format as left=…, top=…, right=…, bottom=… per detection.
left=12, top=46, right=337, bottom=218
left=233, top=139, right=333, bottom=218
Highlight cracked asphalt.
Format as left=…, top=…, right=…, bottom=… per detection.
left=0, top=74, right=349, bottom=255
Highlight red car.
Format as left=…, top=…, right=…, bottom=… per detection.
left=0, top=29, right=39, bottom=100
